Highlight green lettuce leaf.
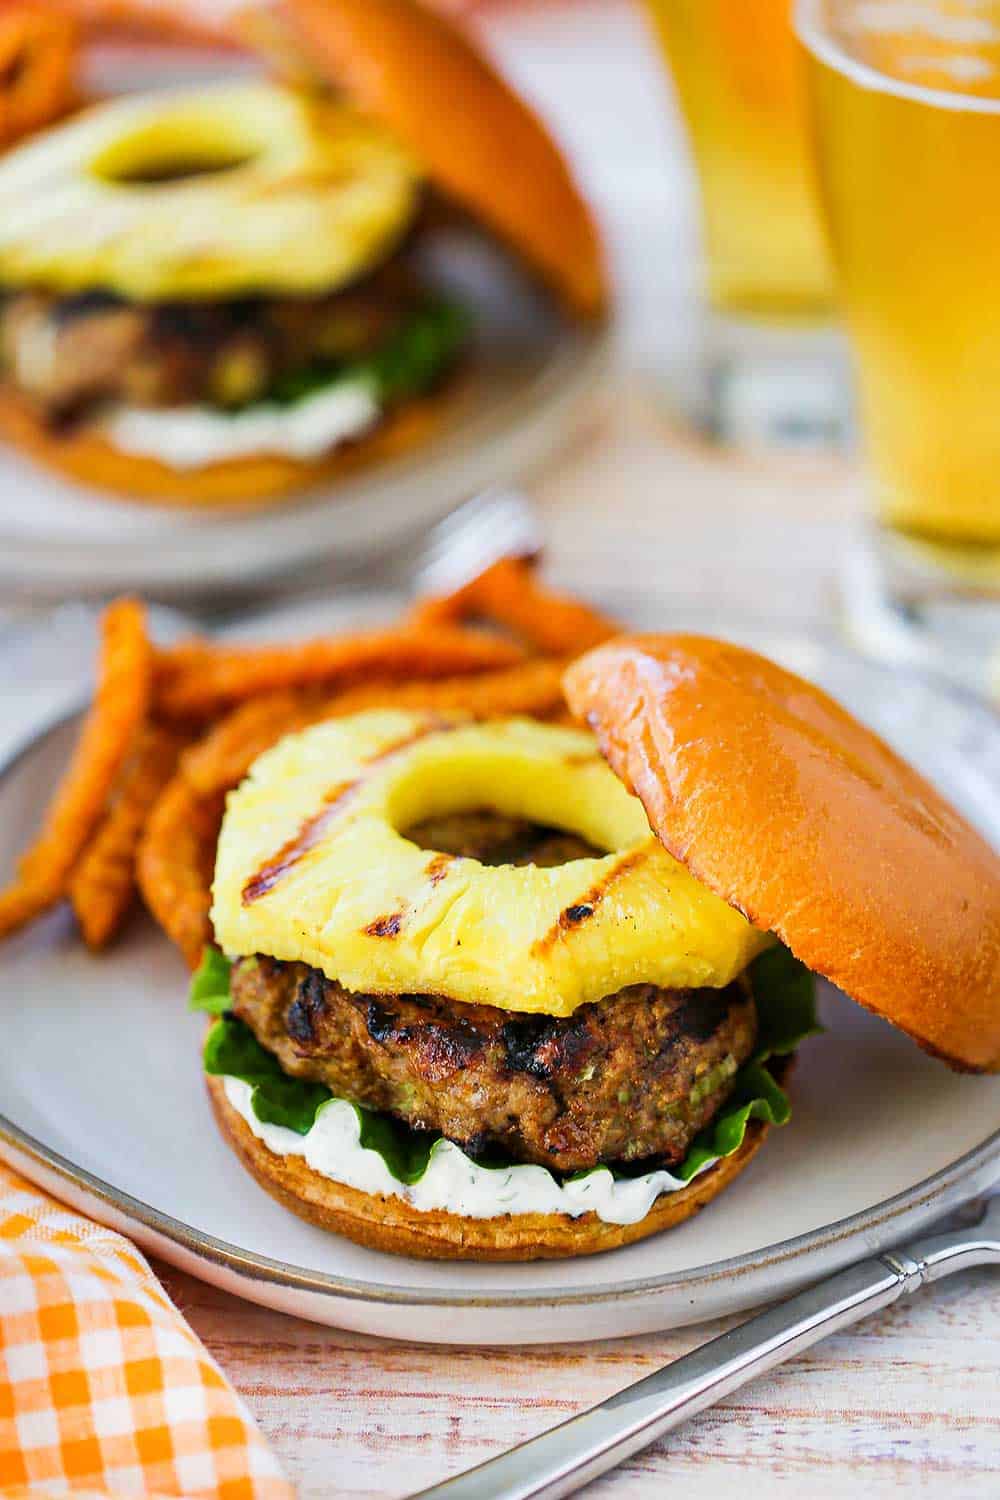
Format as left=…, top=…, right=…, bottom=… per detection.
left=264, top=296, right=470, bottom=409
left=750, top=943, right=824, bottom=1063
left=204, top=1012, right=440, bottom=1179
left=205, top=1013, right=333, bottom=1134
left=675, top=945, right=821, bottom=1181
left=353, top=1108, right=438, bottom=1185
left=202, top=942, right=820, bottom=1189
left=188, top=947, right=233, bottom=1015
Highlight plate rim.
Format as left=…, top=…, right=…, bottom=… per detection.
left=3, top=1108, right=999, bottom=1309
left=2, top=681, right=1000, bottom=1310
left=0, top=321, right=610, bottom=599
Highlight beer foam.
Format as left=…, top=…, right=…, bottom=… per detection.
left=799, top=0, right=1000, bottom=106
left=850, top=2, right=1000, bottom=45
left=900, top=50, right=995, bottom=79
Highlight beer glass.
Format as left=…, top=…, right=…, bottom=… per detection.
left=798, top=0, right=1000, bottom=679
left=645, top=0, right=844, bottom=447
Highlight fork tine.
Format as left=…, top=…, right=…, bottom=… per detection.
left=412, top=488, right=543, bottom=601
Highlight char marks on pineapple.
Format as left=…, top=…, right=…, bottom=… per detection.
left=241, top=719, right=457, bottom=906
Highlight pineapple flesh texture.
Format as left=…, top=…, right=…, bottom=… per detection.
left=0, top=83, right=421, bottom=300
left=212, top=713, right=772, bottom=1017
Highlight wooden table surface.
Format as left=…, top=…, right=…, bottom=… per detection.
left=151, top=2, right=997, bottom=1493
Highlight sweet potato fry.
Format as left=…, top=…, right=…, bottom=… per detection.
left=409, top=557, right=618, bottom=655
left=69, top=723, right=185, bottom=950
left=179, top=690, right=321, bottom=797
left=0, top=5, right=77, bottom=150
left=0, top=571, right=611, bottom=956
left=181, top=660, right=572, bottom=798
left=324, top=658, right=571, bottom=723
left=137, top=774, right=225, bottom=969
left=0, top=598, right=152, bottom=939
left=153, top=625, right=526, bottom=720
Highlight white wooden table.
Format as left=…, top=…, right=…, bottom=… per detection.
left=156, top=1253, right=1000, bottom=1499
left=137, top=1, right=1000, bottom=1491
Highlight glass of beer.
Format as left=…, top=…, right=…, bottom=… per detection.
left=798, top=0, right=1000, bottom=680
left=644, top=0, right=845, bottom=447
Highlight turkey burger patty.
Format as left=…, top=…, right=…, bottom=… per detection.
left=0, top=255, right=434, bottom=423
left=229, top=956, right=758, bottom=1175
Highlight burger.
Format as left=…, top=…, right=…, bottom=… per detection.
left=191, top=636, right=1000, bottom=1260
left=0, top=0, right=604, bottom=506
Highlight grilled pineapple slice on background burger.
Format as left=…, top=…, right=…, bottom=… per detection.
left=0, top=0, right=605, bottom=504
left=212, top=713, right=772, bottom=1013
left=0, top=82, right=421, bottom=299
left=0, top=80, right=471, bottom=494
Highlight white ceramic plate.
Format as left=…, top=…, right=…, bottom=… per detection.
left=0, top=231, right=607, bottom=600
left=2, top=602, right=1000, bottom=1345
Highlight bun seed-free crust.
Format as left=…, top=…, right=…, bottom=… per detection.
left=564, top=634, right=1000, bottom=1072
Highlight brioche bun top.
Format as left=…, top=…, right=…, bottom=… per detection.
left=283, top=0, right=605, bottom=317
left=564, top=635, right=1000, bottom=1072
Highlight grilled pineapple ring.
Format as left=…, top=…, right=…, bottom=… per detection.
left=212, top=712, right=771, bottom=1017
left=0, top=83, right=421, bottom=300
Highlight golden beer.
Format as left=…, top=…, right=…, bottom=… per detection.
left=646, top=0, right=833, bottom=320
left=801, top=0, right=1000, bottom=549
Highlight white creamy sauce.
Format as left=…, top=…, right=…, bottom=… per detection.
left=102, top=377, right=380, bottom=468
left=223, top=1077, right=715, bottom=1226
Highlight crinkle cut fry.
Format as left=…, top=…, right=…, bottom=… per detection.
left=180, top=659, right=571, bottom=798
left=0, top=4, right=77, bottom=150
left=137, top=774, right=225, bottom=970
left=408, top=556, right=618, bottom=655
left=0, top=598, right=152, bottom=938
left=69, top=722, right=186, bottom=950
left=153, top=625, right=527, bottom=720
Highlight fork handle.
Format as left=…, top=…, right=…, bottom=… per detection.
left=412, top=1218, right=998, bottom=1500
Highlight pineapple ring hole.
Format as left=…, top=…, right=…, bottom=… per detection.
left=383, top=736, right=649, bottom=867
left=100, top=151, right=256, bottom=185
left=90, top=119, right=262, bottom=187
left=402, top=809, right=604, bottom=868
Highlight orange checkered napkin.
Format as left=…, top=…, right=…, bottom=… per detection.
left=0, top=1162, right=294, bottom=1499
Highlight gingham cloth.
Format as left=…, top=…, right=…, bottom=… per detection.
left=0, top=1162, right=294, bottom=1498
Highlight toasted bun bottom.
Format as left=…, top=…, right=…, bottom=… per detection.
left=206, top=1073, right=773, bottom=1261
left=0, top=383, right=452, bottom=509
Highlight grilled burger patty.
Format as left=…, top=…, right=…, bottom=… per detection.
left=230, top=956, right=757, bottom=1174
left=0, top=256, right=419, bottom=420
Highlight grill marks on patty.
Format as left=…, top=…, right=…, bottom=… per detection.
left=0, top=256, right=419, bottom=421
left=229, top=957, right=757, bottom=1174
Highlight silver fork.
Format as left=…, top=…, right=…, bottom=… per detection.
left=412, top=1195, right=1000, bottom=1500
left=174, top=485, right=545, bottom=637
left=406, top=486, right=543, bottom=600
